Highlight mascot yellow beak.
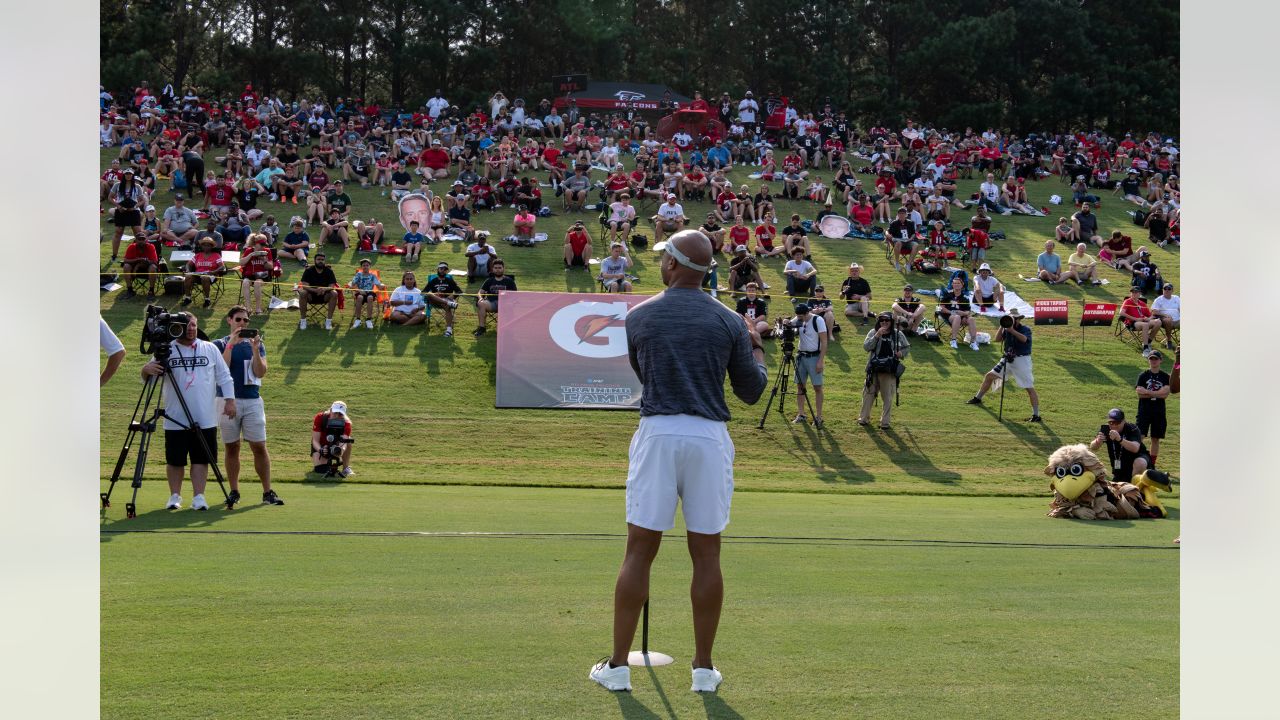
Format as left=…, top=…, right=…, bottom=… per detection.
left=1133, top=470, right=1170, bottom=518
left=1051, top=463, right=1096, bottom=501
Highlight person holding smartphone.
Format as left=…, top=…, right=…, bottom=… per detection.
left=214, top=305, right=282, bottom=506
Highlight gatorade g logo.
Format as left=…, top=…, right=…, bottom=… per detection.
left=549, top=301, right=630, bottom=358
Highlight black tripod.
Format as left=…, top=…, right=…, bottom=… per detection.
left=102, top=361, right=234, bottom=518
left=757, top=341, right=815, bottom=428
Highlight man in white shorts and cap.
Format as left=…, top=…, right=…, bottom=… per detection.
left=966, top=307, right=1042, bottom=422
left=589, top=230, right=767, bottom=694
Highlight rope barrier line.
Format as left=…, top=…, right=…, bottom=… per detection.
left=97, top=527, right=1178, bottom=551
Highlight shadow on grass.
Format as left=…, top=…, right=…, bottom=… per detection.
left=276, top=327, right=339, bottom=384
left=337, top=323, right=383, bottom=367
left=416, top=329, right=463, bottom=375
left=1054, top=357, right=1121, bottom=383
left=907, top=340, right=953, bottom=379
left=613, top=692, right=662, bottom=719
left=966, top=395, right=1066, bottom=456
left=100, top=494, right=266, bottom=543
left=701, top=692, right=746, bottom=719
left=864, top=424, right=962, bottom=484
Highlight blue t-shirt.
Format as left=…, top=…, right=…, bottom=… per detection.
left=403, top=231, right=425, bottom=245
left=1037, top=252, right=1061, bottom=274
left=1003, top=323, right=1032, bottom=357
left=213, top=337, right=266, bottom=399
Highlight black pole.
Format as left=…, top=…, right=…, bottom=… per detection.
left=997, top=357, right=1008, bottom=422
left=641, top=599, right=650, bottom=655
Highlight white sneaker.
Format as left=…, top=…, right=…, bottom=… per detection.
left=366, top=320, right=374, bottom=329
left=950, top=339, right=958, bottom=349
left=589, top=659, right=632, bottom=691
left=192, top=494, right=209, bottom=511
left=970, top=341, right=980, bottom=351
left=341, top=466, right=355, bottom=478
left=447, top=299, right=458, bottom=309
left=325, top=318, right=333, bottom=330
left=691, top=666, right=723, bottom=693
left=444, top=326, right=453, bottom=337
left=352, top=318, right=362, bottom=329
left=166, top=493, right=182, bottom=510
left=299, top=318, right=307, bottom=330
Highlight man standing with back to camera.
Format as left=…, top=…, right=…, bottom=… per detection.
left=589, top=230, right=767, bottom=694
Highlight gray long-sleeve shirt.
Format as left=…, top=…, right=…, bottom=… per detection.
left=626, top=288, right=767, bottom=420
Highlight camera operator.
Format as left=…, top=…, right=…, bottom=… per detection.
left=857, top=313, right=910, bottom=428
left=966, top=309, right=1041, bottom=422
left=789, top=303, right=828, bottom=427
left=311, top=400, right=354, bottom=477
left=728, top=245, right=764, bottom=292
left=213, top=306, right=282, bottom=506
left=1090, top=408, right=1150, bottom=483
left=141, top=312, right=236, bottom=511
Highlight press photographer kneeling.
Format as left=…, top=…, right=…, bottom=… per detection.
left=858, top=313, right=910, bottom=429
left=311, top=401, right=354, bottom=477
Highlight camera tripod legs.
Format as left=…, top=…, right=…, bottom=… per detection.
left=756, top=352, right=814, bottom=428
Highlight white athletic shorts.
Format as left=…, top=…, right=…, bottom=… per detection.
left=216, top=396, right=267, bottom=443
left=626, top=414, right=735, bottom=535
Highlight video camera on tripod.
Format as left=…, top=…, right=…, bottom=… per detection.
left=773, top=317, right=803, bottom=355
left=141, top=304, right=190, bottom=359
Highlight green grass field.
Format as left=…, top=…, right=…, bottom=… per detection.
left=100, top=145, right=1179, bottom=718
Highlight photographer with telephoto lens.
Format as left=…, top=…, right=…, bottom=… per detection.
left=966, top=309, right=1041, bottom=421
left=858, top=312, right=910, bottom=429
left=311, top=401, right=354, bottom=477
left=789, top=303, right=828, bottom=427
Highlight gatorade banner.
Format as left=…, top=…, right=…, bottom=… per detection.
left=495, top=291, right=647, bottom=409
left=1080, top=302, right=1118, bottom=327
left=1034, top=299, right=1069, bottom=325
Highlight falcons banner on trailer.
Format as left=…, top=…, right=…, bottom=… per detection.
left=495, top=292, right=648, bottom=409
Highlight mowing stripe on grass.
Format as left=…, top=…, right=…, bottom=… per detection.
left=99, top=527, right=1178, bottom=550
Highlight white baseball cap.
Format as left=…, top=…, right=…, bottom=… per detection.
left=666, top=193, right=676, bottom=200
left=979, top=263, right=991, bottom=271
left=329, top=401, right=348, bottom=415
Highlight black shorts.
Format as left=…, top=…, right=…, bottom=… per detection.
left=568, top=253, right=586, bottom=267
left=114, top=208, right=142, bottom=227
left=165, top=427, right=218, bottom=467
left=303, top=288, right=333, bottom=302
left=353, top=290, right=378, bottom=301
left=1136, top=412, right=1167, bottom=440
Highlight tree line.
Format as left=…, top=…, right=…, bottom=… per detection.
left=101, top=0, right=1178, bottom=134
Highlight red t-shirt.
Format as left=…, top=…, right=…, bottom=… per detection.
left=241, top=250, right=273, bottom=276
left=934, top=152, right=954, bottom=167
left=728, top=225, right=750, bottom=246
left=966, top=228, right=990, bottom=250
left=754, top=225, right=776, bottom=248
left=629, top=169, right=646, bottom=185
left=928, top=229, right=948, bottom=248
left=419, top=148, right=450, bottom=170
left=124, top=242, right=158, bottom=264
left=876, top=176, right=897, bottom=195
left=1121, top=297, right=1151, bottom=321
left=567, top=230, right=590, bottom=255
left=852, top=204, right=874, bottom=225
left=980, top=147, right=1001, bottom=161
left=313, top=412, right=352, bottom=435
left=191, top=253, right=223, bottom=273
left=716, top=191, right=736, bottom=207
left=208, top=184, right=234, bottom=205
left=823, top=139, right=844, bottom=153
left=606, top=176, right=629, bottom=191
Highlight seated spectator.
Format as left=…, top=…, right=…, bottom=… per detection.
left=599, top=242, right=633, bottom=293
left=237, top=234, right=277, bottom=316
left=325, top=180, right=353, bottom=220
left=728, top=245, right=764, bottom=292
left=1148, top=282, right=1181, bottom=350
left=606, top=194, right=637, bottom=244
left=465, top=236, right=497, bottom=282
left=1100, top=230, right=1136, bottom=270
left=1064, top=243, right=1102, bottom=286
left=1119, top=285, right=1162, bottom=356
left=195, top=217, right=225, bottom=251
left=121, top=233, right=160, bottom=300
left=514, top=177, right=542, bottom=212
left=389, top=161, right=414, bottom=201
left=809, top=284, right=838, bottom=340
left=564, top=220, right=593, bottom=270
left=445, top=179, right=470, bottom=210
left=1113, top=168, right=1147, bottom=207
left=939, top=275, right=979, bottom=350
left=754, top=213, right=784, bottom=258
left=401, top=220, right=425, bottom=262
left=736, top=282, right=773, bottom=338
left=681, top=164, right=708, bottom=200
left=475, top=259, right=516, bottom=336
left=512, top=205, right=537, bottom=245
left=977, top=173, right=1010, bottom=215
left=652, top=194, right=687, bottom=244
left=182, top=236, right=226, bottom=308
left=319, top=207, right=351, bottom=249
left=424, top=262, right=464, bottom=337
left=280, top=219, right=310, bottom=267
left=885, top=207, right=917, bottom=273
left=784, top=247, right=817, bottom=298
left=840, top=263, right=872, bottom=324
left=753, top=184, right=776, bottom=223
left=972, top=263, right=1005, bottom=311
left=1130, top=249, right=1162, bottom=294
left=1036, top=240, right=1065, bottom=284
left=1144, top=205, right=1172, bottom=248
left=849, top=194, right=875, bottom=233
left=387, top=271, right=427, bottom=327
left=891, top=283, right=925, bottom=333
left=352, top=217, right=385, bottom=252
left=161, top=193, right=199, bottom=248
left=471, top=177, right=497, bottom=212
left=562, top=167, right=593, bottom=211
left=700, top=213, right=725, bottom=254
left=296, top=253, right=339, bottom=330
left=1071, top=203, right=1102, bottom=246
left=216, top=202, right=252, bottom=247
left=780, top=214, right=810, bottom=258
